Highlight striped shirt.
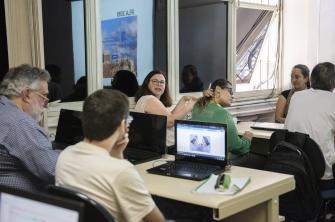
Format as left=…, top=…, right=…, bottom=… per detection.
left=0, top=95, right=59, bottom=191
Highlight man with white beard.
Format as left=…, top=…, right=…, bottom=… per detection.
left=0, top=64, right=59, bottom=192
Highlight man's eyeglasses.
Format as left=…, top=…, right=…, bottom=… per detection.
left=32, top=90, right=49, bottom=104
left=150, top=79, right=166, bottom=86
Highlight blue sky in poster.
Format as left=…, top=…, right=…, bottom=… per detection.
left=102, top=16, right=137, bottom=70
left=100, top=0, right=153, bottom=85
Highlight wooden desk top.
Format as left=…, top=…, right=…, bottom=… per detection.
left=136, top=156, right=295, bottom=219
left=237, top=121, right=274, bottom=139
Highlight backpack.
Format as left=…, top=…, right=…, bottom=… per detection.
left=264, top=130, right=323, bottom=221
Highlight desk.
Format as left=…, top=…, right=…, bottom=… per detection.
left=136, top=157, right=295, bottom=222
left=237, top=121, right=274, bottom=139
left=237, top=122, right=275, bottom=155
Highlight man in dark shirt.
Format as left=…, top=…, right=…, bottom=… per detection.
left=0, top=64, right=59, bottom=191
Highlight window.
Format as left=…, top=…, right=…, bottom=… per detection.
left=42, top=0, right=87, bottom=102
left=99, top=0, right=167, bottom=93
left=178, top=0, right=228, bottom=93
left=234, top=0, right=281, bottom=98
left=0, top=0, right=8, bottom=81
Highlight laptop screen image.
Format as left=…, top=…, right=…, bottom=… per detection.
left=0, top=186, right=83, bottom=222
left=175, top=121, right=227, bottom=162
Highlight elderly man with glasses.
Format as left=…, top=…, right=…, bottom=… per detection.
left=0, top=64, right=59, bottom=192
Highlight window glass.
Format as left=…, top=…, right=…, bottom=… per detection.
left=238, top=0, right=279, bottom=6
left=235, top=7, right=279, bottom=92
left=0, top=0, right=8, bottom=81
left=178, top=0, right=228, bottom=93
left=100, top=0, right=167, bottom=96
left=42, top=0, right=87, bottom=102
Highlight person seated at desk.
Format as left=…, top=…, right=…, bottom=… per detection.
left=0, top=64, right=59, bottom=192
left=275, top=64, right=310, bottom=123
left=56, top=89, right=165, bottom=222
left=285, top=62, right=335, bottom=189
left=192, top=78, right=265, bottom=169
left=111, top=69, right=139, bottom=97
left=134, top=70, right=197, bottom=148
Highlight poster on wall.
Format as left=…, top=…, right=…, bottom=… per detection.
left=102, top=14, right=137, bottom=78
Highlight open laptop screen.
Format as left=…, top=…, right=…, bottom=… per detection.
left=55, top=109, right=84, bottom=145
left=175, top=120, right=227, bottom=161
left=0, top=186, right=83, bottom=222
left=128, top=112, right=167, bottom=153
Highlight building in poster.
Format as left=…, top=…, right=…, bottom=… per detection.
left=102, top=16, right=137, bottom=78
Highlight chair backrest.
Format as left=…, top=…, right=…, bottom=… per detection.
left=47, top=185, right=114, bottom=222
left=269, top=129, right=325, bottom=179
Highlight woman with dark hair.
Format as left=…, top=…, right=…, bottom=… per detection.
left=135, top=70, right=197, bottom=147
left=180, top=64, right=204, bottom=93
left=275, top=64, right=310, bottom=123
left=192, top=79, right=265, bottom=169
left=112, top=70, right=139, bottom=97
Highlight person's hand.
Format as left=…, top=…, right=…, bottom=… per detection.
left=110, top=133, right=129, bottom=159
left=203, top=89, right=213, bottom=98
left=242, top=131, right=253, bottom=141
left=182, top=95, right=197, bottom=102
left=183, top=96, right=197, bottom=112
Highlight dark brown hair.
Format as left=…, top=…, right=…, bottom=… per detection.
left=195, top=78, right=231, bottom=111
left=135, top=70, right=172, bottom=107
left=82, top=89, right=129, bottom=141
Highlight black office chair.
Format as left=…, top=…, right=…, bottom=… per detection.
left=269, top=130, right=335, bottom=222
left=47, top=185, right=115, bottom=222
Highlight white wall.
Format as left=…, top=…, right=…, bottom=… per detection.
left=282, top=0, right=335, bottom=89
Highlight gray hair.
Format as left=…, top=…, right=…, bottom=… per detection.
left=0, top=64, right=50, bottom=97
left=311, top=62, right=335, bottom=91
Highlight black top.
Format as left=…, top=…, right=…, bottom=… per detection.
left=281, top=89, right=291, bottom=99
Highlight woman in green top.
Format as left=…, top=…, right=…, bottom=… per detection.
left=191, top=79, right=265, bottom=169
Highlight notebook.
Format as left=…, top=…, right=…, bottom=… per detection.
left=52, top=109, right=84, bottom=150
left=147, top=120, right=227, bottom=181
left=250, top=122, right=284, bottom=131
left=124, top=112, right=167, bottom=165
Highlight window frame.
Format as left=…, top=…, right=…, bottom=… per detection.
left=84, top=0, right=282, bottom=106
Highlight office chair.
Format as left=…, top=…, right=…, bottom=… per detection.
left=47, top=185, right=115, bottom=222
left=269, top=130, right=335, bottom=222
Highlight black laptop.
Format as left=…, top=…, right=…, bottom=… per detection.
left=124, top=112, right=167, bottom=165
left=147, top=120, right=227, bottom=181
left=52, top=109, right=84, bottom=150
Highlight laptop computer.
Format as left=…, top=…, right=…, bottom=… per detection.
left=147, top=120, right=227, bottom=181
left=52, top=109, right=84, bottom=150
left=250, top=122, right=284, bottom=131
left=124, top=112, right=167, bottom=165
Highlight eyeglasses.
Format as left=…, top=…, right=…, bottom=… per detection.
left=224, top=87, right=233, bottom=95
left=33, top=90, right=49, bottom=104
left=150, top=79, right=166, bottom=86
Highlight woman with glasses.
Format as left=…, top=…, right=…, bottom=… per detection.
left=191, top=79, right=265, bottom=169
left=134, top=70, right=197, bottom=147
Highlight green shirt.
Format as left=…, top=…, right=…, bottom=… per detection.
left=191, top=102, right=250, bottom=159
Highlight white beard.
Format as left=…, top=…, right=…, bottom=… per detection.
left=27, top=99, right=45, bottom=122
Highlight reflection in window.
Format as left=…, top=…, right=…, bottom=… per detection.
left=42, top=0, right=87, bottom=102
left=179, top=0, right=228, bottom=93
left=236, top=7, right=279, bottom=92
left=100, top=0, right=167, bottom=91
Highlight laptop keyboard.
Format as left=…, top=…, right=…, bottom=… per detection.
left=166, top=161, right=221, bottom=175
